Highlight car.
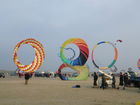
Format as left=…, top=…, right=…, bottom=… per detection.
left=0, top=73, right=5, bottom=78
left=72, top=73, right=79, bottom=77
left=127, top=71, right=140, bottom=87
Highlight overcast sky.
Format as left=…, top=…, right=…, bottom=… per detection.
left=0, top=0, right=140, bottom=73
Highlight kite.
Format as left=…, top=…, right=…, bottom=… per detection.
left=13, top=38, right=45, bottom=72
left=137, top=59, right=140, bottom=70
left=60, top=38, right=89, bottom=66
left=57, top=38, right=89, bottom=80
left=115, top=39, right=123, bottom=45
left=116, top=40, right=123, bottom=43
left=92, top=41, right=118, bottom=70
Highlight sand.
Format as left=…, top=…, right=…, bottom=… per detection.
left=0, top=77, right=139, bottom=105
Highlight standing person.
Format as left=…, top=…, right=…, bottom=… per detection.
left=101, top=74, right=106, bottom=89
left=123, top=73, right=129, bottom=90
left=119, top=72, right=124, bottom=86
left=118, top=72, right=124, bottom=88
left=24, top=72, right=31, bottom=85
left=93, top=72, right=98, bottom=87
left=111, top=73, right=116, bottom=88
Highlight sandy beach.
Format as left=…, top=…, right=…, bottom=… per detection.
left=0, top=77, right=139, bottom=105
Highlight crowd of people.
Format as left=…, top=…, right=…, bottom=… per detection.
left=118, top=72, right=129, bottom=90
left=92, top=72, right=129, bottom=90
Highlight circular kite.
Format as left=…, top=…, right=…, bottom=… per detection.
left=60, top=38, right=89, bottom=66
left=13, top=38, right=45, bottom=72
left=58, top=38, right=89, bottom=80
left=137, top=59, right=140, bottom=70
left=92, top=41, right=118, bottom=70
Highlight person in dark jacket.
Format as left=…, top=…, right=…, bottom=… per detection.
left=24, top=72, right=31, bottom=85
left=117, top=72, right=126, bottom=90
left=119, top=72, right=124, bottom=86
left=93, top=72, right=98, bottom=87
left=124, top=73, right=128, bottom=86
left=123, top=73, right=129, bottom=90
left=111, top=73, right=116, bottom=88
left=101, top=74, right=106, bottom=89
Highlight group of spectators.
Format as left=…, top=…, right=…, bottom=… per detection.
left=92, top=72, right=129, bottom=90
left=119, top=72, right=129, bottom=89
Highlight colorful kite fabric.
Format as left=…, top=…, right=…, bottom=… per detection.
left=13, top=38, right=45, bottom=72
left=137, top=59, right=140, bottom=70
left=58, top=38, right=89, bottom=80
left=57, top=63, right=89, bottom=80
left=60, top=38, right=89, bottom=66
left=92, top=41, right=118, bottom=70
left=116, top=40, right=123, bottom=43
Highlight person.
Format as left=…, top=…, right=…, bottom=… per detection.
left=101, top=74, right=106, bottom=89
left=24, top=72, right=31, bottom=85
left=93, top=72, right=98, bottom=87
left=111, top=73, right=116, bottom=88
left=123, top=73, right=129, bottom=89
left=117, top=72, right=125, bottom=90
left=119, top=72, right=124, bottom=86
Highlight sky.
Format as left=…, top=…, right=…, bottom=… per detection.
left=0, top=0, right=140, bottom=73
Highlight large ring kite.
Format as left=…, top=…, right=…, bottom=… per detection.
left=92, top=41, right=118, bottom=70
left=57, top=38, right=89, bottom=80
left=60, top=38, right=89, bottom=66
left=137, top=59, right=140, bottom=70
left=13, top=38, right=45, bottom=72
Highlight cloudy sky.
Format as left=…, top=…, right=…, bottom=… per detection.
left=0, top=0, right=140, bottom=73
